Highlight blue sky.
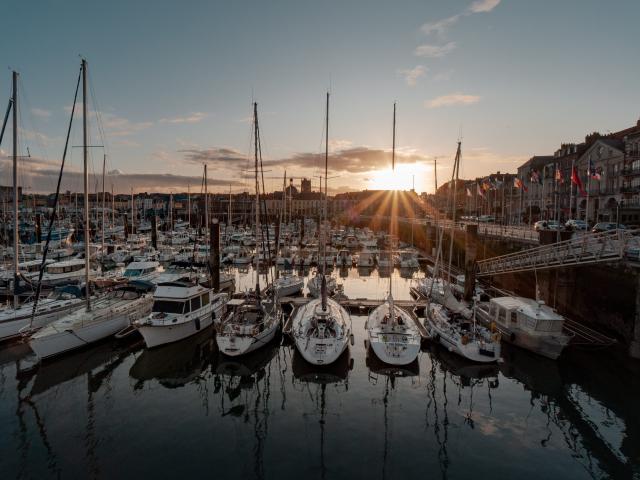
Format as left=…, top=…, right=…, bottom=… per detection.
left=1, top=0, right=639, bottom=194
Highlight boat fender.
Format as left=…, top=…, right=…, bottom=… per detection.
left=461, top=334, right=470, bottom=345
left=195, top=317, right=201, bottom=331
left=350, top=333, right=354, bottom=346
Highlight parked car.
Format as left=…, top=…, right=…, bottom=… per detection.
left=592, top=222, right=626, bottom=233
left=565, top=219, right=588, bottom=231
left=534, top=220, right=561, bottom=231
left=478, top=215, right=495, bottom=223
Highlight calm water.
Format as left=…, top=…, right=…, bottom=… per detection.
left=1, top=268, right=639, bottom=479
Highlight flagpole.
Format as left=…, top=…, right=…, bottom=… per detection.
left=585, top=173, right=591, bottom=226
left=570, top=158, right=575, bottom=220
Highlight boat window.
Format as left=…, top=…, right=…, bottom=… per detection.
left=152, top=300, right=185, bottom=314
left=124, top=269, right=141, bottom=277
left=184, top=301, right=191, bottom=314
left=201, top=293, right=210, bottom=306
left=498, top=308, right=506, bottom=322
left=191, top=296, right=201, bottom=311
left=510, top=311, right=517, bottom=323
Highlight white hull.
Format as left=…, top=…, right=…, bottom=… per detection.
left=30, top=313, right=130, bottom=360
left=137, top=310, right=216, bottom=348
left=0, top=303, right=83, bottom=342
left=217, top=322, right=278, bottom=356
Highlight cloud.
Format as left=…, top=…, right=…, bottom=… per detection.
left=421, top=0, right=500, bottom=37
left=179, top=146, right=431, bottom=177
left=414, top=42, right=457, bottom=58
left=421, top=14, right=461, bottom=36
left=159, top=112, right=208, bottom=124
left=31, top=108, right=51, bottom=119
left=426, top=93, right=481, bottom=108
left=468, top=0, right=501, bottom=13
left=0, top=153, right=244, bottom=193
left=398, top=65, right=427, bottom=86
left=62, top=104, right=153, bottom=138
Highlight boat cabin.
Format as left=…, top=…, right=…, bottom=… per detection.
left=45, top=259, right=85, bottom=275
left=486, top=297, right=565, bottom=334
left=151, top=281, right=213, bottom=316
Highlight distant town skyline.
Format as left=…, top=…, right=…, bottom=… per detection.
left=1, top=0, right=639, bottom=194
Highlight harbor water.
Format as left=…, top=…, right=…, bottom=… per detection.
left=1, top=267, right=639, bottom=479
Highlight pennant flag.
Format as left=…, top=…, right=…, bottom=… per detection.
left=477, top=182, right=485, bottom=198
left=571, top=166, right=586, bottom=196
left=482, top=180, right=491, bottom=191
left=466, top=187, right=472, bottom=197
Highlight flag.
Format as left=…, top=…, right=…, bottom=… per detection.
left=555, top=166, right=564, bottom=184
left=587, top=160, right=601, bottom=180
left=466, top=187, right=472, bottom=197
left=482, top=180, right=491, bottom=191
left=477, top=182, right=485, bottom=198
left=530, top=169, right=541, bottom=184
left=514, top=177, right=528, bottom=193
left=592, top=166, right=602, bottom=180
left=571, top=166, right=586, bottom=196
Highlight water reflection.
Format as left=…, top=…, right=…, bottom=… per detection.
left=0, top=299, right=638, bottom=478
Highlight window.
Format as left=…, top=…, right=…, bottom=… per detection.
left=201, top=293, right=210, bottom=306
left=152, top=300, right=184, bottom=314
left=190, top=296, right=201, bottom=311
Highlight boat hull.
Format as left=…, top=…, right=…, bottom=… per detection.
left=217, top=323, right=278, bottom=357
left=29, top=314, right=130, bottom=360
left=137, top=310, right=218, bottom=348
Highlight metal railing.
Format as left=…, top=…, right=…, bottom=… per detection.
left=476, top=229, right=637, bottom=276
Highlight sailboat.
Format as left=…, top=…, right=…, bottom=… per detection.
left=29, top=60, right=156, bottom=361
left=272, top=171, right=304, bottom=297
left=365, top=103, right=421, bottom=366
left=423, top=141, right=501, bottom=363
left=216, top=102, right=283, bottom=357
left=290, top=93, right=353, bottom=366
left=0, top=71, right=90, bottom=342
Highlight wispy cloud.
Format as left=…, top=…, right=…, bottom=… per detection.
left=414, top=42, right=457, bottom=58
left=426, top=93, right=481, bottom=108
left=469, top=0, right=501, bottom=14
left=421, top=14, right=461, bottom=36
left=398, top=65, right=427, bottom=86
left=160, top=112, right=208, bottom=124
left=31, top=108, right=51, bottom=119
left=421, top=0, right=501, bottom=37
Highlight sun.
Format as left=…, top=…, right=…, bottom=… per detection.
left=367, top=164, right=418, bottom=191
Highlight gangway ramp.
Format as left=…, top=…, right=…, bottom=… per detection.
left=476, top=229, right=636, bottom=277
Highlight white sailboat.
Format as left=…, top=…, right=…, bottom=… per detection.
left=216, top=102, right=282, bottom=357
left=29, top=60, right=156, bottom=361
left=290, top=92, right=353, bottom=366
left=424, top=141, right=501, bottom=363
left=366, top=103, right=421, bottom=366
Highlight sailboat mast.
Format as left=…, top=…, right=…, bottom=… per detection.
left=389, top=103, right=396, bottom=319
left=446, top=141, right=462, bottom=284
left=204, top=165, right=208, bottom=249
left=101, top=154, right=106, bottom=254
left=253, top=102, right=260, bottom=292
left=187, top=183, right=191, bottom=228
left=323, top=92, right=329, bottom=275
left=12, top=71, right=19, bottom=307
left=130, top=187, right=134, bottom=234
left=82, top=59, right=91, bottom=311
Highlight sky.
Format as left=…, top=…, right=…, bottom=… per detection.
left=1, top=0, right=639, bottom=195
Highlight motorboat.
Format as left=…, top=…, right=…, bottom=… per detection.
left=135, top=278, right=228, bottom=348
left=476, top=296, right=572, bottom=360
